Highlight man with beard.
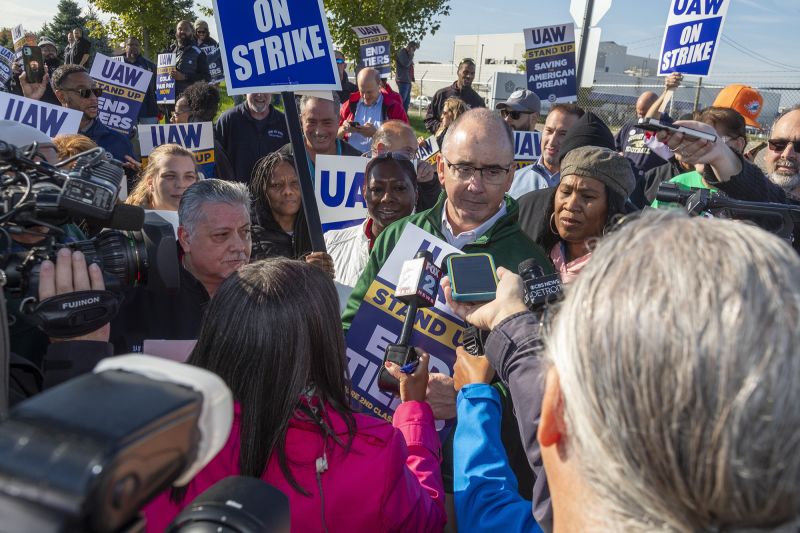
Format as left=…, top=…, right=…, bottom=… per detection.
left=12, top=37, right=62, bottom=105
left=214, top=92, right=289, bottom=182
left=425, top=58, right=485, bottom=134
left=508, top=104, right=584, bottom=198
left=50, top=64, right=134, bottom=163
left=763, top=108, right=800, bottom=198
left=167, top=20, right=210, bottom=101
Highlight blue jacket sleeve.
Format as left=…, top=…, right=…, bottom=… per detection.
left=453, top=383, right=543, bottom=533
left=484, top=311, right=553, bottom=531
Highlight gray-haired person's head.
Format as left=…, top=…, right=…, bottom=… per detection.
left=178, top=179, right=251, bottom=235
left=544, top=210, right=800, bottom=531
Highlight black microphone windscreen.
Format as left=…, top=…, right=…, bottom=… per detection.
left=88, top=204, right=145, bottom=231
left=518, top=258, right=544, bottom=279
left=168, top=476, right=290, bottom=533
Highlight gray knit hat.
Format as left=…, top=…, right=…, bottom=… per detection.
left=560, top=146, right=636, bottom=199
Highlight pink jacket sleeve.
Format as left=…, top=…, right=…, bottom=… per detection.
left=382, top=400, right=447, bottom=532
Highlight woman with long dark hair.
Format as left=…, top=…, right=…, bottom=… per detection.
left=144, top=259, right=446, bottom=532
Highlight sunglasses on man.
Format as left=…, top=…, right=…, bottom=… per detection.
left=335, top=58, right=346, bottom=65
left=500, top=109, right=534, bottom=120
left=767, top=138, right=800, bottom=153
left=61, top=87, right=103, bottom=99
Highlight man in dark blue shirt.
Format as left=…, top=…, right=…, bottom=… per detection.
left=51, top=64, right=134, bottom=163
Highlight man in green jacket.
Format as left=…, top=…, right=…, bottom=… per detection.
left=341, top=108, right=553, bottom=514
left=342, top=107, right=551, bottom=331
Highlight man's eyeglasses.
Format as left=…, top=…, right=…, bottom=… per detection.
left=335, top=58, right=345, bottom=64
left=767, top=138, right=800, bottom=153
left=61, top=87, right=103, bottom=99
left=442, top=156, right=511, bottom=185
left=500, top=109, right=533, bottom=120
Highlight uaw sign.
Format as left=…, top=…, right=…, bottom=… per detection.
left=514, top=130, right=541, bottom=169
left=416, top=136, right=440, bottom=165
left=0, top=93, right=82, bottom=137
left=352, top=24, right=391, bottom=76
left=658, top=0, right=731, bottom=76
left=212, top=0, right=341, bottom=94
left=201, top=44, right=224, bottom=84
left=0, top=46, right=14, bottom=86
left=345, top=223, right=464, bottom=437
left=156, top=53, right=176, bottom=104
left=524, top=23, right=577, bottom=103
left=315, top=154, right=368, bottom=232
left=138, top=122, right=216, bottom=178
left=90, top=53, right=153, bottom=135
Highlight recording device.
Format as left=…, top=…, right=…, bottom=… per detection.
left=447, top=253, right=498, bottom=302
left=518, top=258, right=563, bottom=312
left=656, top=183, right=800, bottom=243
left=0, top=355, right=234, bottom=532
left=378, top=250, right=442, bottom=394
left=166, top=476, right=290, bottom=533
left=1, top=141, right=181, bottom=336
left=637, top=118, right=718, bottom=143
left=22, top=45, right=43, bottom=84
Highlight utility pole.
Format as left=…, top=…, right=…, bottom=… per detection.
left=693, top=77, right=703, bottom=112
left=576, top=0, right=595, bottom=86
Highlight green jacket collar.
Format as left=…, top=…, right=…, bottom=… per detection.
left=420, top=191, right=522, bottom=245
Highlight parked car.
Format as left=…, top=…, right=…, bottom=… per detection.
left=412, top=95, right=431, bottom=107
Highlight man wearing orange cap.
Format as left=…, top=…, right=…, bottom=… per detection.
left=713, top=84, right=764, bottom=131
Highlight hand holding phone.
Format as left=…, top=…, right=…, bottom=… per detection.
left=349, top=121, right=361, bottom=128
left=447, top=253, right=499, bottom=303
left=637, top=118, right=717, bottom=142
left=22, top=45, right=43, bottom=85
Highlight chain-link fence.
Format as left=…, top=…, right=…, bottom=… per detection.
left=576, top=83, right=800, bottom=136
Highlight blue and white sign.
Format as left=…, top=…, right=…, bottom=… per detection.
left=0, top=92, right=82, bottom=137
left=0, top=46, right=14, bottom=86
left=156, top=53, right=176, bottom=104
left=200, top=45, right=224, bottom=84
left=658, top=0, right=731, bottom=76
left=524, top=23, right=577, bottom=104
left=315, top=154, right=368, bottom=231
left=90, top=53, right=152, bottom=135
left=138, top=122, right=216, bottom=179
left=416, top=135, right=440, bottom=165
left=514, top=130, right=542, bottom=169
left=345, top=223, right=463, bottom=437
left=212, top=0, right=341, bottom=95
left=352, top=24, right=391, bottom=76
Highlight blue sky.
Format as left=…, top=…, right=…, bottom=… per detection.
left=3, top=0, right=798, bottom=84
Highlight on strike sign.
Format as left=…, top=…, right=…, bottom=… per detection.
left=658, top=0, right=731, bottom=76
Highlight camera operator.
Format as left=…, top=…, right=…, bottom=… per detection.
left=2, top=122, right=92, bottom=364
left=109, top=179, right=251, bottom=354
left=11, top=248, right=114, bottom=405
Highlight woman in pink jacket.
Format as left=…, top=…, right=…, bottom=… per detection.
left=144, top=258, right=446, bottom=532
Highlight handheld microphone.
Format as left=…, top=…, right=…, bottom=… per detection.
left=518, top=258, right=563, bottom=312
left=378, top=250, right=442, bottom=394
left=0, top=355, right=233, bottom=532
left=166, top=476, right=290, bottom=533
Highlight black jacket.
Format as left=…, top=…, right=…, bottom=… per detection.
left=424, top=81, right=485, bottom=133
left=215, top=103, right=289, bottom=183
left=109, top=259, right=209, bottom=354
left=336, top=77, right=358, bottom=105
left=641, top=158, right=687, bottom=205
left=517, top=187, right=560, bottom=254
left=250, top=200, right=312, bottom=261
left=10, top=341, right=113, bottom=407
left=168, top=41, right=210, bottom=98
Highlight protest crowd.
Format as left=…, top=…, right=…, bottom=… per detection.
left=1, top=4, right=799, bottom=533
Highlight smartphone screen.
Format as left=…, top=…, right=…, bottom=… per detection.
left=449, top=254, right=498, bottom=301
left=22, top=45, right=43, bottom=84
